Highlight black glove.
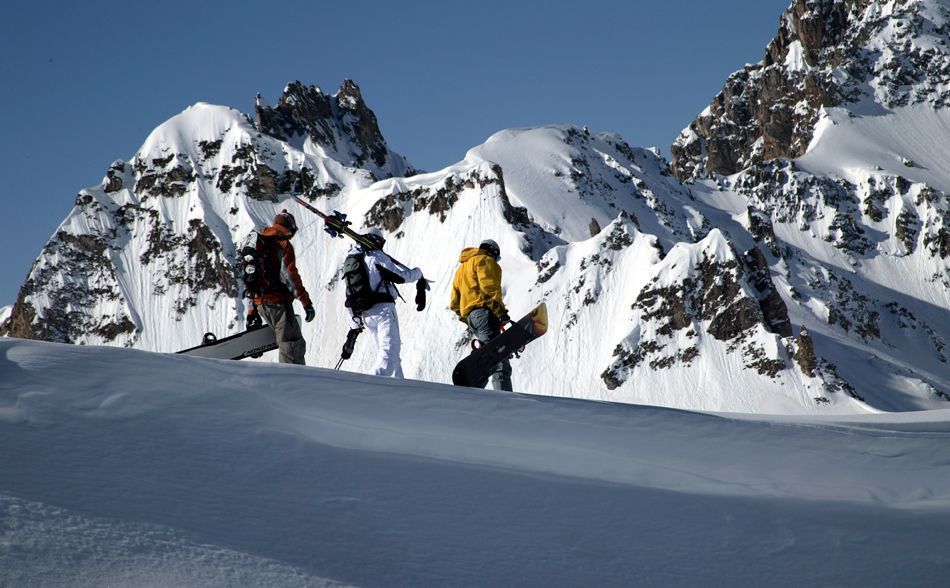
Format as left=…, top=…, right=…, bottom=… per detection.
left=304, top=304, right=316, bottom=323
left=498, top=312, right=511, bottom=326
left=246, top=308, right=262, bottom=329
left=415, top=278, right=427, bottom=311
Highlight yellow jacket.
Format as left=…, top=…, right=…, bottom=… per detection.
left=450, top=247, right=508, bottom=322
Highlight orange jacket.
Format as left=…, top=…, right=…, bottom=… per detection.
left=449, top=247, right=507, bottom=322
left=251, top=224, right=311, bottom=308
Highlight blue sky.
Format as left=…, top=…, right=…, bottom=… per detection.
left=0, top=0, right=788, bottom=306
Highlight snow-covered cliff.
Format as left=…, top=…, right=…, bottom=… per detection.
left=3, top=2, right=948, bottom=413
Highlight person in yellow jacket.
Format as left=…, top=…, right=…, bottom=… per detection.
left=450, top=239, right=513, bottom=391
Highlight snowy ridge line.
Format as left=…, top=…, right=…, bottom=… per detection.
left=3, top=63, right=948, bottom=413
left=3, top=337, right=949, bottom=509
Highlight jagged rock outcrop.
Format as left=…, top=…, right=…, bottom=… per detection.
left=255, top=80, right=415, bottom=180
left=8, top=227, right=136, bottom=344
left=672, top=0, right=950, bottom=180
left=4, top=82, right=414, bottom=348
left=793, top=326, right=818, bottom=377
left=601, top=231, right=791, bottom=391
left=732, top=158, right=949, bottom=263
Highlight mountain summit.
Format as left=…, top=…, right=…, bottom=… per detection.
left=255, top=80, right=414, bottom=180
left=672, top=0, right=950, bottom=179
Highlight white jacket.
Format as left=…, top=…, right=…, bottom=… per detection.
left=346, top=246, right=423, bottom=318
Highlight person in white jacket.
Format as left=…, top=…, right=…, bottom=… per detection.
left=344, top=230, right=423, bottom=378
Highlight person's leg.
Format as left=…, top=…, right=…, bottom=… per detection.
left=466, top=308, right=511, bottom=390
left=368, top=305, right=402, bottom=377
left=259, top=303, right=306, bottom=364
left=490, top=356, right=513, bottom=392
left=361, top=309, right=382, bottom=374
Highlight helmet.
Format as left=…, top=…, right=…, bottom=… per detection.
left=362, top=228, right=386, bottom=249
left=479, top=239, right=500, bottom=260
left=274, top=209, right=298, bottom=235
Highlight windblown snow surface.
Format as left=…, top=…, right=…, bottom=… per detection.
left=2, top=338, right=949, bottom=586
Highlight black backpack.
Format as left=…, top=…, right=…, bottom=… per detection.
left=342, top=251, right=398, bottom=313
left=240, top=234, right=288, bottom=298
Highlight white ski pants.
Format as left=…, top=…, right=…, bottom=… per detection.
left=362, top=303, right=404, bottom=378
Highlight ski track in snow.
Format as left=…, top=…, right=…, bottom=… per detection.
left=2, top=338, right=950, bottom=586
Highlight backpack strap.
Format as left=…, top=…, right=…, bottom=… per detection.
left=376, top=265, right=405, bottom=303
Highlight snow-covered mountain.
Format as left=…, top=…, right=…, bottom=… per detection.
left=671, top=0, right=950, bottom=178
left=3, top=337, right=949, bottom=586
left=3, top=1, right=948, bottom=413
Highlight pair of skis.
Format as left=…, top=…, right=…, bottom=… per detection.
left=294, top=194, right=428, bottom=309
left=293, top=196, right=416, bottom=272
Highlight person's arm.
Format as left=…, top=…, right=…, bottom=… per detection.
left=476, top=257, right=508, bottom=320
left=373, top=252, right=423, bottom=284
left=449, top=272, right=462, bottom=320
left=281, top=240, right=311, bottom=307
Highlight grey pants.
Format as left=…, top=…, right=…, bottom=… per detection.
left=467, top=307, right=513, bottom=391
left=259, top=302, right=306, bottom=365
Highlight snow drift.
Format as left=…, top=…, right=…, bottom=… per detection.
left=2, top=338, right=950, bottom=586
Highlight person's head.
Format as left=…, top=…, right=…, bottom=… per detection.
left=479, top=239, right=500, bottom=260
left=274, top=209, right=298, bottom=236
left=362, top=228, right=386, bottom=250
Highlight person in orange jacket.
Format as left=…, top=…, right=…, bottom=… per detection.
left=246, top=210, right=315, bottom=364
left=449, top=239, right=512, bottom=391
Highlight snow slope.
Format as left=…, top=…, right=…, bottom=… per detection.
left=7, top=7, right=950, bottom=414
left=2, top=338, right=950, bottom=586
left=7, top=100, right=947, bottom=414
left=682, top=100, right=950, bottom=412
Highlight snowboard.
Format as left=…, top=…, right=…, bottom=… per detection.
left=452, top=303, right=548, bottom=388
left=177, top=321, right=286, bottom=360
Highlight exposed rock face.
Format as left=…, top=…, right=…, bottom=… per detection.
left=363, top=163, right=562, bottom=261
left=793, top=326, right=818, bottom=377
left=255, top=80, right=415, bottom=180
left=4, top=83, right=413, bottom=348
left=601, top=232, right=790, bottom=390
left=672, top=0, right=950, bottom=180
left=733, top=159, right=949, bottom=261
left=9, top=228, right=136, bottom=344
left=742, top=246, right=792, bottom=338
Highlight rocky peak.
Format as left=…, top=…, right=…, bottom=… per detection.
left=765, top=0, right=852, bottom=68
left=672, top=0, right=950, bottom=181
left=337, top=79, right=364, bottom=108
left=255, top=80, right=414, bottom=179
